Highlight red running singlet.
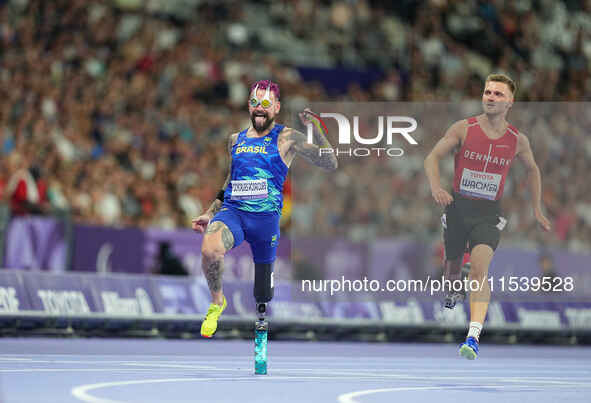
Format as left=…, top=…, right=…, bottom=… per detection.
left=452, top=116, right=518, bottom=201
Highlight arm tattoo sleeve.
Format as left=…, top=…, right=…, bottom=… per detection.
left=205, top=199, right=223, bottom=218
left=290, top=128, right=338, bottom=170
left=205, top=134, right=237, bottom=218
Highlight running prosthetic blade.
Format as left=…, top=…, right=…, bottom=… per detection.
left=444, top=264, right=470, bottom=309
left=254, top=303, right=268, bottom=375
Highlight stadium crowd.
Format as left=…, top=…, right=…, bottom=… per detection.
left=0, top=0, right=589, bottom=252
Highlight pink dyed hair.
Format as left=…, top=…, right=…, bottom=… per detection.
left=250, top=80, right=280, bottom=100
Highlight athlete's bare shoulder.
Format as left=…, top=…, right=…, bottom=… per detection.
left=277, top=124, right=294, bottom=139
left=276, top=125, right=303, bottom=149
left=446, top=118, right=469, bottom=144
left=513, top=129, right=540, bottom=169
left=453, top=118, right=470, bottom=131
left=514, top=129, right=531, bottom=155
left=426, top=119, right=468, bottom=159
left=228, top=132, right=239, bottom=152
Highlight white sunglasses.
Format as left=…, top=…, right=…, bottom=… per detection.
left=249, top=84, right=274, bottom=109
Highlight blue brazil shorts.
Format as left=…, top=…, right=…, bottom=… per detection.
left=209, top=204, right=280, bottom=264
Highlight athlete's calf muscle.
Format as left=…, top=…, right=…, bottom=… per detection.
left=201, top=225, right=230, bottom=294
left=203, top=260, right=223, bottom=292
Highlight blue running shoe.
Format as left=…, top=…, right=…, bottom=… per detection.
left=459, top=337, right=479, bottom=360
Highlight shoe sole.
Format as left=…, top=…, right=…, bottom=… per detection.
left=201, top=327, right=217, bottom=338
left=201, top=324, right=218, bottom=338
left=459, top=344, right=477, bottom=360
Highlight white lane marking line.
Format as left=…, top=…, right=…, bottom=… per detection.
left=73, top=376, right=439, bottom=403
left=8, top=358, right=585, bottom=369
left=12, top=353, right=586, bottom=360
left=0, top=368, right=203, bottom=373
left=278, top=368, right=591, bottom=374
left=337, top=384, right=591, bottom=403
left=72, top=378, right=262, bottom=403
left=4, top=367, right=591, bottom=387
left=64, top=363, right=591, bottom=370
left=0, top=359, right=218, bottom=366
left=272, top=369, right=591, bottom=383
left=4, top=354, right=591, bottom=366
left=2, top=360, right=589, bottom=378
left=122, top=363, right=216, bottom=369
left=71, top=374, right=591, bottom=403
left=4, top=365, right=590, bottom=381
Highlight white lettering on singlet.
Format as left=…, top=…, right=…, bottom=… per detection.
left=463, top=149, right=510, bottom=167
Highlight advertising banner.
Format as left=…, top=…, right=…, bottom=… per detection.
left=71, top=224, right=144, bottom=273
left=21, top=272, right=96, bottom=315
left=3, top=217, right=66, bottom=271
left=0, top=270, right=31, bottom=312
left=1, top=269, right=590, bottom=328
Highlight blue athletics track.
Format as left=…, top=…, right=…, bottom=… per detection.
left=0, top=338, right=589, bottom=403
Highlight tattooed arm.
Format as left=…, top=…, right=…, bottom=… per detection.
left=191, top=133, right=238, bottom=233
left=283, top=110, right=338, bottom=170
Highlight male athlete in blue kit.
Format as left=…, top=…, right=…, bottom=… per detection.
left=192, top=80, right=337, bottom=337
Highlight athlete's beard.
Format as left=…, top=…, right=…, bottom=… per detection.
left=251, top=111, right=274, bottom=133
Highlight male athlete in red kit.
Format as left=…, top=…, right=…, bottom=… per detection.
left=424, top=73, right=551, bottom=359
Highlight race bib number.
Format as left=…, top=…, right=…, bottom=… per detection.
left=459, top=168, right=501, bottom=200
left=231, top=179, right=268, bottom=200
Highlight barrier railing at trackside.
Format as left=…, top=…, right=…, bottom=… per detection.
left=1, top=269, right=590, bottom=344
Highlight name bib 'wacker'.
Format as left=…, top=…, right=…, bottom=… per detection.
left=459, top=168, right=501, bottom=200
left=231, top=179, right=268, bottom=200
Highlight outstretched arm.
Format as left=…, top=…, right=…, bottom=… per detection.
left=205, top=133, right=236, bottom=217
left=285, top=110, right=338, bottom=170
left=424, top=120, right=465, bottom=206
left=192, top=133, right=237, bottom=232
left=516, top=133, right=551, bottom=231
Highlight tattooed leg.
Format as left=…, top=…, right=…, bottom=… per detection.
left=201, top=221, right=235, bottom=305
left=221, top=226, right=234, bottom=251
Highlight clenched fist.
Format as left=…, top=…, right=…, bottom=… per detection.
left=192, top=214, right=211, bottom=233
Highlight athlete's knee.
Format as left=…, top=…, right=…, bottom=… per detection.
left=468, top=263, right=488, bottom=281
left=469, top=245, right=493, bottom=278
left=254, top=262, right=274, bottom=303
left=470, top=243, right=495, bottom=257
left=201, top=237, right=226, bottom=264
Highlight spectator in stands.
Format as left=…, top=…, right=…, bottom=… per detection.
left=6, top=153, right=48, bottom=215
left=0, top=0, right=588, bottom=254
